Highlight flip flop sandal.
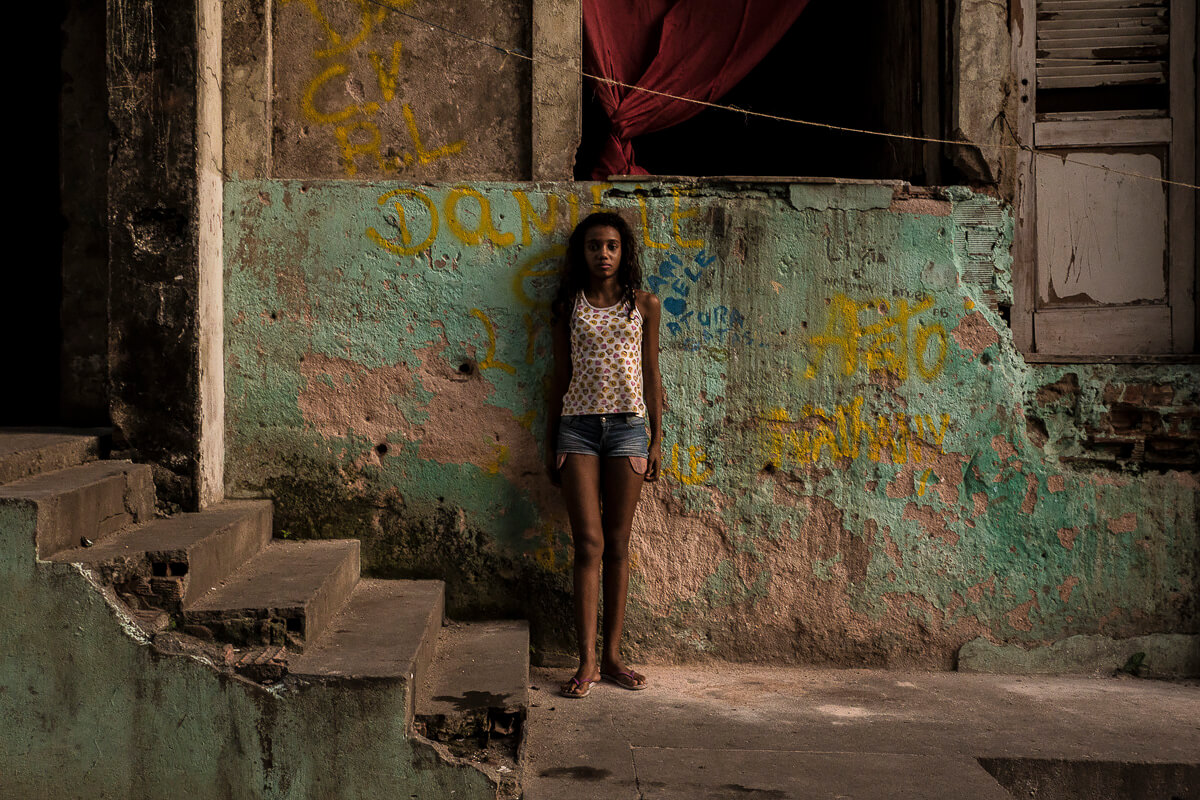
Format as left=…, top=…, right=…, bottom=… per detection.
left=601, top=670, right=648, bottom=691
left=560, top=676, right=598, bottom=699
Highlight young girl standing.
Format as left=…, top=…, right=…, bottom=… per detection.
left=545, top=212, right=663, bottom=698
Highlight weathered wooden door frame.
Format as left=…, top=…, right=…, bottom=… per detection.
left=1011, top=0, right=1196, bottom=357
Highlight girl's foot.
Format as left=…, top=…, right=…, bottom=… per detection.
left=560, top=668, right=601, bottom=698
left=600, top=661, right=648, bottom=690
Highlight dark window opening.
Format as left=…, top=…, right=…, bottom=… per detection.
left=576, top=0, right=947, bottom=183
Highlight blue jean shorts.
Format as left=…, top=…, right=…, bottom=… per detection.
left=557, top=414, right=650, bottom=461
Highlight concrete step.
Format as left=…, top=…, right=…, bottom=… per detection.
left=48, top=500, right=273, bottom=610
left=415, top=620, right=530, bottom=750
left=0, top=460, right=155, bottom=558
left=182, top=538, right=360, bottom=651
left=0, top=428, right=107, bottom=484
left=290, top=579, right=445, bottom=716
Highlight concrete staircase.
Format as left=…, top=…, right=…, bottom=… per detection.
left=0, top=429, right=529, bottom=797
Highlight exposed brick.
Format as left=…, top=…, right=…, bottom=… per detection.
left=1036, top=373, right=1079, bottom=406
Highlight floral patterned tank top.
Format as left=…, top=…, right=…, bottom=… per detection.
left=561, top=292, right=647, bottom=418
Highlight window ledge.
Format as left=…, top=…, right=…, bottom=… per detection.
left=1023, top=353, right=1200, bottom=365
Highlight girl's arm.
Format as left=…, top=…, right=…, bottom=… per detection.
left=639, top=291, right=664, bottom=482
left=545, top=304, right=572, bottom=486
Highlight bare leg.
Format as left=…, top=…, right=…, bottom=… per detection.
left=560, top=454, right=603, bottom=694
left=600, top=457, right=647, bottom=686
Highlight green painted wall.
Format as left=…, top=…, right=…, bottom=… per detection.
left=0, top=503, right=494, bottom=798
left=223, top=179, right=1198, bottom=667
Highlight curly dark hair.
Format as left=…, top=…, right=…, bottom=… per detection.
left=552, top=212, right=643, bottom=321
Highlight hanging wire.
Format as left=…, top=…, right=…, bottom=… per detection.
left=361, top=0, right=1199, bottom=191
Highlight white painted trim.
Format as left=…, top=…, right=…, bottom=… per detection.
left=1034, top=118, right=1172, bottom=147
left=198, top=0, right=225, bottom=507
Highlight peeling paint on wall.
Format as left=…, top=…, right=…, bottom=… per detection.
left=225, top=179, right=1198, bottom=668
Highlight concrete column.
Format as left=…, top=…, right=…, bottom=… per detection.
left=107, top=0, right=224, bottom=510
left=223, top=0, right=271, bottom=178
left=531, top=0, right=581, bottom=180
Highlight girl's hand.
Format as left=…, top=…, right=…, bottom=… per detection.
left=645, top=443, right=662, bottom=482
left=545, top=450, right=562, bottom=487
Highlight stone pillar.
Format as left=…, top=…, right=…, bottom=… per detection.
left=531, top=0, right=581, bottom=180
left=107, top=0, right=223, bottom=510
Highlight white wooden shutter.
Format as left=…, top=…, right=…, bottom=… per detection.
left=1012, top=0, right=1196, bottom=356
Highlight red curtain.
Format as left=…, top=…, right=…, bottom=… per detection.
left=582, top=0, right=809, bottom=178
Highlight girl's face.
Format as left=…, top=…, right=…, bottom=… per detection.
left=583, top=225, right=622, bottom=282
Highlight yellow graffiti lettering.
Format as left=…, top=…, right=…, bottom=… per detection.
left=402, top=104, right=465, bottom=165
left=805, top=295, right=863, bottom=378
left=663, top=443, right=714, bottom=485
left=334, top=121, right=387, bottom=176
left=805, top=294, right=944, bottom=383
left=914, top=323, right=947, bottom=380
left=867, top=414, right=908, bottom=465
left=366, top=188, right=438, bottom=256
left=590, top=183, right=614, bottom=214
left=284, top=0, right=384, bottom=59
left=567, top=194, right=581, bottom=229
left=833, top=395, right=866, bottom=460
left=513, top=191, right=558, bottom=246
left=916, top=468, right=935, bottom=497
left=635, top=195, right=670, bottom=250
left=446, top=187, right=516, bottom=247
left=484, top=443, right=510, bottom=474
left=368, top=41, right=403, bottom=101
left=302, top=63, right=379, bottom=125
left=671, top=189, right=704, bottom=248
left=512, top=246, right=565, bottom=308
left=920, top=413, right=951, bottom=451
left=810, top=425, right=840, bottom=463
left=762, top=398, right=951, bottom=468
left=469, top=309, right=517, bottom=374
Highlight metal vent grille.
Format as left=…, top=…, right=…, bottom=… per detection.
left=1036, top=0, right=1169, bottom=90
left=952, top=200, right=1006, bottom=288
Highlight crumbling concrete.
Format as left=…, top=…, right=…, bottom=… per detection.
left=223, top=178, right=1199, bottom=668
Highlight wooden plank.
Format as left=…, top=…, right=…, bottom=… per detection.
left=1013, top=0, right=1038, bottom=352
left=1038, top=7, right=1165, bottom=20
left=1035, top=150, right=1168, bottom=308
left=1041, top=0, right=1164, bottom=9
left=1034, top=117, right=1171, bottom=145
left=1037, top=39, right=1167, bottom=54
left=1038, top=23, right=1168, bottom=37
left=1038, top=109, right=1169, bottom=120
left=1167, top=0, right=1196, bottom=351
left=1034, top=306, right=1173, bottom=353
left=1039, top=18, right=1166, bottom=31
left=1024, top=353, right=1200, bottom=364
left=1041, top=61, right=1161, bottom=74
left=1038, top=73, right=1163, bottom=88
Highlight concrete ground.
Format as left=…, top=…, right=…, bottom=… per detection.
left=523, top=664, right=1200, bottom=799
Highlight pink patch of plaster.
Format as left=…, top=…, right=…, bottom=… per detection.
left=888, top=197, right=952, bottom=216
left=966, top=576, right=996, bottom=604
left=1107, top=513, right=1138, bottom=534
left=1006, top=593, right=1039, bottom=632
left=1058, top=575, right=1080, bottom=603
left=1056, top=528, right=1078, bottom=550
left=902, top=502, right=959, bottom=547
left=1020, top=473, right=1038, bottom=514
left=1047, top=474, right=1065, bottom=493
left=950, top=311, right=1001, bottom=356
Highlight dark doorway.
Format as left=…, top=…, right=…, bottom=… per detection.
left=577, top=0, right=946, bottom=183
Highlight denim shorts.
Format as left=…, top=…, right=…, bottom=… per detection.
left=557, top=414, right=650, bottom=461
